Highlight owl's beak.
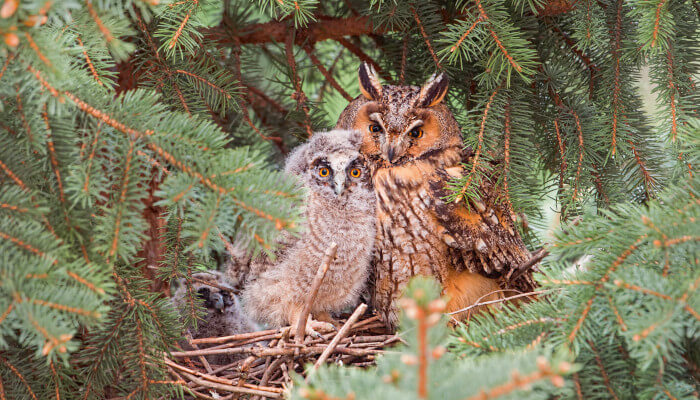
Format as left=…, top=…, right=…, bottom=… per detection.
left=381, top=136, right=401, bottom=164
left=334, top=175, right=347, bottom=196
left=210, top=292, right=225, bottom=311
left=386, top=146, right=396, bottom=164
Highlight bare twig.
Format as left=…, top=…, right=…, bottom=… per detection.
left=170, top=344, right=383, bottom=358
left=186, top=332, right=213, bottom=374
left=313, top=303, right=367, bottom=370
left=179, top=370, right=282, bottom=398
left=446, top=289, right=552, bottom=315
left=508, top=248, right=549, bottom=282
left=295, top=242, right=338, bottom=342
left=191, top=328, right=283, bottom=345
left=349, top=315, right=380, bottom=330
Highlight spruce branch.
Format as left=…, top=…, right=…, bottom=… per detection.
left=587, top=340, right=620, bottom=400
left=566, top=234, right=647, bottom=344
left=231, top=36, right=285, bottom=146
left=455, top=84, right=501, bottom=203
left=29, top=67, right=294, bottom=233
left=335, top=37, right=386, bottom=80
left=285, top=34, right=314, bottom=137
left=553, top=118, right=567, bottom=192
left=85, top=0, right=114, bottom=44
left=410, top=5, right=441, bottom=69
left=304, top=45, right=353, bottom=101
left=0, top=356, right=37, bottom=400
left=76, top=36, right=105, bottom=87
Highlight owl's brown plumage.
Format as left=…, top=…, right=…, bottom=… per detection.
left=336, top=64, right=537, bottom=329
left=236, top=130, right=376, bottom=335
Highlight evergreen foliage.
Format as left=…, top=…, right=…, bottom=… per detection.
left=296, top=278, right=576, bottom=400
left=0, top=0, right=697, bottom=398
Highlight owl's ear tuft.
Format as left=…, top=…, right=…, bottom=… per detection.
left=358, top=62, right=382, bottom=100
left=416, top=72, right=449, bottom=108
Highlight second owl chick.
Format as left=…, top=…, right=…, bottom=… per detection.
left=240, top=129, right=376, bottom=335
left=171, top=270, right=260, bottom=364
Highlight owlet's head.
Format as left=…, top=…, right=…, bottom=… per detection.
left=336, top=63, right=462, bottom=169
left=284, top=129, right=372, bottom=204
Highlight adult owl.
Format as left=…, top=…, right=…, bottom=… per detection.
left=239, top=129, right=375, bottom=336
left=335, top=63, right=537, bottom=329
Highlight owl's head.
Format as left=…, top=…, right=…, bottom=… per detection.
left=336, top=63, right=462, bottom=169
left=285, top=129, right=372, bottom=203
left=172, top=271, right=236, bottom=314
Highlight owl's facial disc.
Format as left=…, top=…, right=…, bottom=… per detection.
left=368, top=111, right=433, bottom=165
left=312, top=150, right=362, bottom=197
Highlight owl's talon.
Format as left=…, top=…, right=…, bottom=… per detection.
left=291, top=316, right=335, bottom=338
left=307, top=319, right=335, bottom=337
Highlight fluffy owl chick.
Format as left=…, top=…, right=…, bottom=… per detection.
left=240, top=129, right=375, bottom=336
left=171, top=271, right=259, bottom=342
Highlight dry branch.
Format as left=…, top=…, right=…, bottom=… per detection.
left=295, top=242, right=338, bottom=342
left=191, top=329, right=282, bottom=345
left=508, top=247, right=549, bottom=282
left=313, top=303, right=367, bottom=370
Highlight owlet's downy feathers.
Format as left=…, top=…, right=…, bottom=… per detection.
left=335, top=63, right=537, bottom=329
left=235, top=129, right=376, bottom=335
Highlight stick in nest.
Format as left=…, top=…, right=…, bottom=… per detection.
left=312, top=303, right=367, bottom=371
left=295, top=242, right=339, bottom=342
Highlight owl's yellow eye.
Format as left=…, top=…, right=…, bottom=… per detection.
left=408, top=127, right=424, bottom=139
left=350, top=168, right=362, bottom=178
left=369, top=124, right=382, bottom=133
left=318, top=167, right=330, bottom=177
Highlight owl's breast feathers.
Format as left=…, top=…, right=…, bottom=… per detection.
left=372, top=154, right=537, bottom=327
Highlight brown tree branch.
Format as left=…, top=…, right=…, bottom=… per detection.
left=206, top=2, right=575, bottom=47
left=285, top=34, right=314, bottom=137
left=508, top=247, right=549, bottom=282
left=335, top=37, right=386, bottom=79
left=304, top=45, right=353, bottom=102
left=206, top=15, right=381, bottom=46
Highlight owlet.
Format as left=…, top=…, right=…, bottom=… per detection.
left=238, top=129, right=375, bottom=335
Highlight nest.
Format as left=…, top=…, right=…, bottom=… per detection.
left=165, top=304, right=399, bottom=399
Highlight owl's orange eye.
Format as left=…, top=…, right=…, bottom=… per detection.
left=408, top=127, right=424, bottom=139
left=319, top=167, right=330, bottom=177
left=369, top=124, right=382, bottom=133
left=350, top=168, right=362, bottom=178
